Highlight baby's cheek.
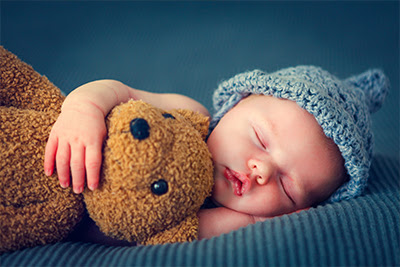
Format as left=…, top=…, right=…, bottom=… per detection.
left=207, top=141, right=219, bottom=159
left=211, top=177, right=230, bottom=203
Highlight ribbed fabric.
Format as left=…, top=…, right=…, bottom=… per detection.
left=2, top=155, right=398, bottom=267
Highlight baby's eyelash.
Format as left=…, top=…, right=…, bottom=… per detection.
left=280, top=175, right=295, bottom=204
left=254, top=128, right=267, bottom=150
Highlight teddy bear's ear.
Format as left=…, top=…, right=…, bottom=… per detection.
left=175, top=109, right=210, bottom=140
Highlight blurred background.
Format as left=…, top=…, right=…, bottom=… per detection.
left=1, top=1, right=398, bottom=157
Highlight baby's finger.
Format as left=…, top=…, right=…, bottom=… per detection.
left=56, top=142, right=71, bottom=189
left=44, top=135, right=58, bottom=176
left=70, top=144, right=86, bottom=194
left=85, top=145, right=102, bottom=191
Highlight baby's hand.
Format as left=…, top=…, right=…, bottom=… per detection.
left=44, top=100, right=107, bottom=193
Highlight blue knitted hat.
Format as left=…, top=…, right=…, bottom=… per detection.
left=210, top=66, right=389, bottom=202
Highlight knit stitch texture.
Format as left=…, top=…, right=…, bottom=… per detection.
left=210, top=66, right=389, bottom=202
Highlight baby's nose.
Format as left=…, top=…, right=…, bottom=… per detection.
left=248, top=158, right=275, bottom=185
left=130, top=118, right=150, bottom=140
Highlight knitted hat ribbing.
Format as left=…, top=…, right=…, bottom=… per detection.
left=210, top=66, right=389, bottom=202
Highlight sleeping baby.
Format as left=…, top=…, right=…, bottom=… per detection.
left=44, top=65, right=388, bottom=241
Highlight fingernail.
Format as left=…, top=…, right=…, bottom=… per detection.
left=88, top=184, right=96, bottom=191
left=73, top=186, right=83, bottom=194
left=60, top=182, right=69, bottom=188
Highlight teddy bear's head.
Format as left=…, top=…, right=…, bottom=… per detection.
left=84, top=100, right=213, bottom=245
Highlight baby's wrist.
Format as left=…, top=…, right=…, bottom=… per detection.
left=61, top=95, right=107, bottom=118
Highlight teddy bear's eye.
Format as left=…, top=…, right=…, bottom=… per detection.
left=130, top=118, right=150, bottom=140
left=151, top=179, right=169, bottom=195
left=162, top=113, right=175, bottom=119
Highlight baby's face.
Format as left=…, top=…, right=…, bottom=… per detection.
left=207, top=95, right=345, bottom=218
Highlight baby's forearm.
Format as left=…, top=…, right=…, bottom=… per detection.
left=62, top=79, right=209, bottom=117
left=197, top=207, right=268, bottom=240
left=61, top=80, right=136, bottom=116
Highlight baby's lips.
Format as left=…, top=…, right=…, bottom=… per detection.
left=240, top=177, right=251, bottom=195
left=224, top=168, right=251, bottom=196
left=233, top=170, right=251, bottom=195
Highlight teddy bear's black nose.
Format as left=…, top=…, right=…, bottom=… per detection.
left=130, top=118, right=150, bottom=140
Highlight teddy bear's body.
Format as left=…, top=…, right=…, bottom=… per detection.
left=0, top=47, right=85, bottom=252
left=0, top=46, right=213, bottom=253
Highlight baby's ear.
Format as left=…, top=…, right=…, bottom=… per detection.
left=175, top=109, right=210, bottom=140
left=345, top=69, right=390, bottom=113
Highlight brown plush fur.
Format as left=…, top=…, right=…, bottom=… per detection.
left=0, top=46, right=213, bottom=252
left=0, top=46, right=85, bottom=253
left=85, top=101, right=213, bottom=245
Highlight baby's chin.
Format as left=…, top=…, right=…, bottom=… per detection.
left=209, top=192, right=224, bottom=208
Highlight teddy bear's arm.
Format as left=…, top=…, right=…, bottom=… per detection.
left=144, top=214, right=199, bottom=245
left=0, top=46, right=64, bottom=113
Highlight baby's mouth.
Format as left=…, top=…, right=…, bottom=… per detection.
left=224, top=168, right=250, bottom=196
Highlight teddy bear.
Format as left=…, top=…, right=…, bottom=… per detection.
left=0, top=46, right=214, bottom=253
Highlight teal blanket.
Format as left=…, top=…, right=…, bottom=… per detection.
left=2, top=155, right=399, bottom=266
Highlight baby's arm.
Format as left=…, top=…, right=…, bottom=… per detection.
left=197, top=207, right=268, bottom=239
left=44, top=79, right=209, bottom=194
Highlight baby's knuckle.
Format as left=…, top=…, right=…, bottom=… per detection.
left=71, top=136, right=82, bottom=145
left=57, top=160, right=70, bottom=169
left=86, top=161, right=101, bottom=170
left=70, top=161, right=84, bottom=170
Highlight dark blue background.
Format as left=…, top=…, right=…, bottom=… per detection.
left=1, top=1, right=398, bottom=157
